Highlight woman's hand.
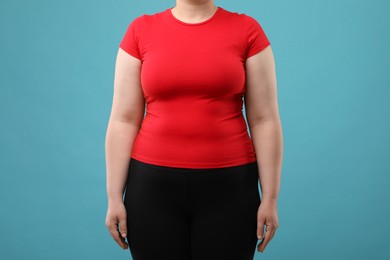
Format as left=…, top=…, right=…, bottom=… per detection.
left=256, top=199, right=279, bottom=253
left=105, top=200, right=128, bottom=250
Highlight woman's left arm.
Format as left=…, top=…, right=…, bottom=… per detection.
left=244, top=45, right=283, bottom=253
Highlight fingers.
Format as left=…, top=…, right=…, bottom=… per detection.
left=257, top=224, right=272, bottom=252
left=269, top=227, right=276, bottom=240
left=257, top=223, right=278, bottom=253
left=106, top=203, right=129, bottom=250
left=118, top=215, right=128, bottom=239
left=107, top=222, right=128, bottom=250
left=257, top=218, right=265, bottom=240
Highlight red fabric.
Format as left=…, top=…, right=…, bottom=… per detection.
left=119, top=6, right=271, bottom=168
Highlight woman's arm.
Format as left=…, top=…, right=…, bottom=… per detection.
left=244, top=45, right=283, bottom=252
left=105, top=48, right=145, bottom=248
left=245, top=45, right=283, bottom=201
left=105, top=48, right=144, bottom=203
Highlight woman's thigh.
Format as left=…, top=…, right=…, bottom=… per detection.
left=187, top=161, right=261, bottom=260
left=123, top=158, right=192, bottom=260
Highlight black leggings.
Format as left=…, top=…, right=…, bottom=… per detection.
left=123, top=157, right=261, bottom=260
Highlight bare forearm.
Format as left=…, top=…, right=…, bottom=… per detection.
left=249, top=118, right=283, bottom=202
left=105, top=120, right=141, bottom=203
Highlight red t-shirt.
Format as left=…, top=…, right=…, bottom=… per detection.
left=119, top=6, right=271, bottom=169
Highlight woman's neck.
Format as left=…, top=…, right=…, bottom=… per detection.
left=171, top=0, right=217, bottom=24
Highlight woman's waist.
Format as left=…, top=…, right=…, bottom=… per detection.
left=140, top=115, right=249, bottom=139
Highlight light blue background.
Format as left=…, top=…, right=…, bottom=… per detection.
left=1, top=0, right=389, bottom=259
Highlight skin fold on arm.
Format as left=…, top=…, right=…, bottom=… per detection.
left=244, top=45, right=283, bottom=252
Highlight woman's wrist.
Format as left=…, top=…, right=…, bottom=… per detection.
left=261, top=196, right=278, bottom=205
left=108, top=194, right=124, bottom=204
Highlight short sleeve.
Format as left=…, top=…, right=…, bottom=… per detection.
left=245, top=15, right=271, bottom=59
left=119, top=17, right=142, bottom=60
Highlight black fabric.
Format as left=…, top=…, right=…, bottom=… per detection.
left=124, top=157, right=261, bottom=260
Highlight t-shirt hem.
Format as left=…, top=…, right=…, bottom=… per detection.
left=119, top=45, right=142, bottom=60
left=247, top=42, right=271, bottom=59
left=130, top=153, right=257, bottom=169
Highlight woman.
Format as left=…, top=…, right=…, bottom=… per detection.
left=105, top=0, right=282, bottom=259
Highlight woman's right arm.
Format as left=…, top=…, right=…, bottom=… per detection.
left=105, top=48, right=144, bottom=249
